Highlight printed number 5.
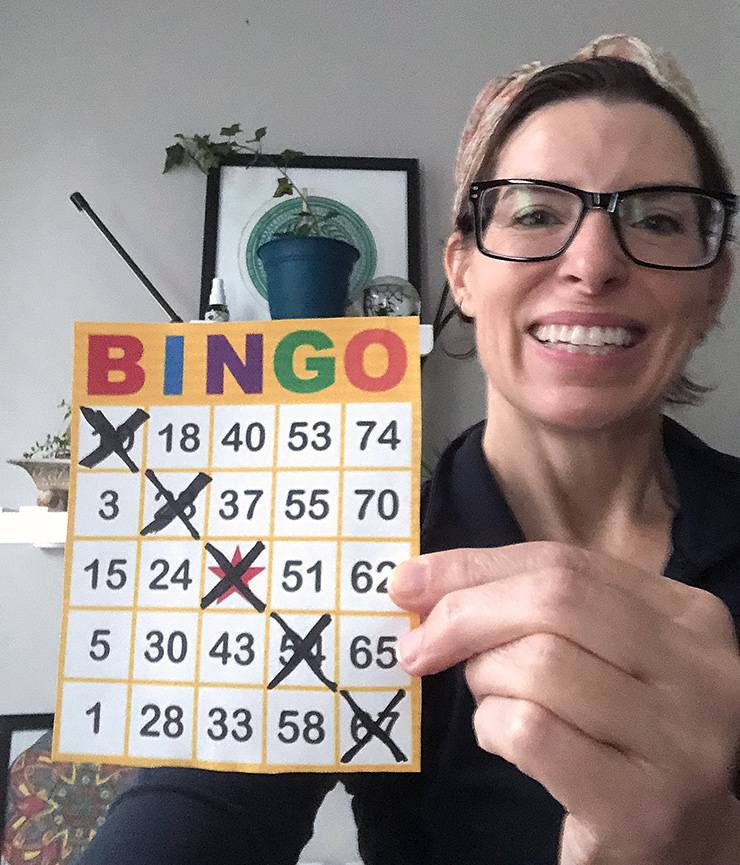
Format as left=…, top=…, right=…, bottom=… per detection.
left=89, top=629, right=111, bottom=661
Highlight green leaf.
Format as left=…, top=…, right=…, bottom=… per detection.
left=163, top=142, right=187, bottom=173
left=274, top=177, right=294, bottom=197
left=279, top=148, right=304, bottom=163
left=211, top=142, right=233, bottom=158
left=254, top=126, right=267, bottom=140
left=220, top=123, right=241, bottom=137
left=195, top=149, right=221, bottom=173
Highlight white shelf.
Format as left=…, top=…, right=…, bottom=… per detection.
left=419, top=322, right=433, bottom=356
left=0, top=507, right=67, bottom=549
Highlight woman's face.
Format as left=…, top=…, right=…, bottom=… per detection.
left=446, top=98, right=732, bottom=432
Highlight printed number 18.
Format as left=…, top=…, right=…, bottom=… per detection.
left=158, top=423, right=200, bottom=453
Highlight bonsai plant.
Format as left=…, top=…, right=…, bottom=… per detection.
left=8, top=400, right=72, bottom=511
left=164, top=125, right=359, bottom=318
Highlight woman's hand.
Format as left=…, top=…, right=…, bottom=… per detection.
left=389, top=541, right=740, bottom=865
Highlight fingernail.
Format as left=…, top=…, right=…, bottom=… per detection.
left=389, top=558, right=429, bottom=598
left=399, top=627, right=422, bottom=666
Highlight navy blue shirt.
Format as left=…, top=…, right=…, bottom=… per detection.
left=80, top=417, right=740, bottom=865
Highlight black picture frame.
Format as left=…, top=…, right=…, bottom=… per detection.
left=200, top=154, right=421, bottom=320
left=0, top=713, right=54, bottom=841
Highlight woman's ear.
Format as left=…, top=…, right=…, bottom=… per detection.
left=444, top=233, right=476, bottom=318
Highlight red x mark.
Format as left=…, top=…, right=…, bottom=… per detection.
left=208, top=546, right=264, bottom=603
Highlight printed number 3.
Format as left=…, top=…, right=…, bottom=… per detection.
left=98, top=490, right=119, bottom=520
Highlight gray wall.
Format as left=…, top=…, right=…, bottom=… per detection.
left=2, top=2, right=738, bottom=862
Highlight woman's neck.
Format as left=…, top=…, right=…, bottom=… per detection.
left=482, top=396, right=677, bottom=565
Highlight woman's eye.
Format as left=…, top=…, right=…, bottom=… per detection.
left=512, top=208, right=561, bottom=227
left=632, top=213, right=685, bottom=236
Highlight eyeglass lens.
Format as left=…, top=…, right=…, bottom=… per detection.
left=476, top=184, right=725, bottom=267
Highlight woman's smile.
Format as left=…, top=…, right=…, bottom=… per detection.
left=525, top=311, right=648, bottom=369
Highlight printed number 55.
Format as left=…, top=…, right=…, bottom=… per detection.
left=284, top=489, right=329, bottom=520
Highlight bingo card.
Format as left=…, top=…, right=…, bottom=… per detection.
left=53, top=317, right=421, bottom=773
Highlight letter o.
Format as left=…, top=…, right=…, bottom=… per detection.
left=345, top=329, right=407, bottom=392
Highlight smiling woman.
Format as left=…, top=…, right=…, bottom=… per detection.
left=448, top=98, right=732, bottom=437
left=78, top=34, right=740, bottom=865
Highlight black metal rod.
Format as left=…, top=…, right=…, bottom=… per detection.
left=70, top=192, right=183, bottom=322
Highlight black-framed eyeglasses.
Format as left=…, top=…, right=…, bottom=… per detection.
left=469, top=179, right=737, bottom=271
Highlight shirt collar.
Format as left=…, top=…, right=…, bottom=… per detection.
left=421, top=420, right=522, bottom=554
left=662, top=415, right=740, bottom=577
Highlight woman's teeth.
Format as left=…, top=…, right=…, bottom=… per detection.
left=531, top=324, right=638, bottom=354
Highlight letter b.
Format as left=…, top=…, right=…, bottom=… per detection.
left=87, top=335, right=145, bottom=395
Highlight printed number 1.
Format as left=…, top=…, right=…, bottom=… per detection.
left=86, top=701, right=101, bottom=734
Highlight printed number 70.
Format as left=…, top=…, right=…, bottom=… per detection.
left=355, top=489, right=399, bottom=521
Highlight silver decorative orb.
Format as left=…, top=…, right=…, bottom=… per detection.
left=362, top=275, right=420, bottom=317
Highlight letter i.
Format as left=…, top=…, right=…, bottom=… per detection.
left=163, top=335, right=184, bottom=395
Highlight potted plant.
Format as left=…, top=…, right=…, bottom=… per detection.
left=165, top=125, right=359, bottom=318
left=8, top=401, right=71, bottom=511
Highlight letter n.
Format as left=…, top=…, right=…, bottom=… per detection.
left=206, top=334, right=263, bottom=394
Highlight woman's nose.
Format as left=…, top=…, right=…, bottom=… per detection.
left=555, top=210, right=630, bottom=293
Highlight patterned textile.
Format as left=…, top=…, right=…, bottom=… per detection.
left=452, top=33, right=717, bottom=218
left=2, top=732, right=136, bottom=865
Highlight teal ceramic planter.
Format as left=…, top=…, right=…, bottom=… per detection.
left=257, top=236, right=360, bottom=319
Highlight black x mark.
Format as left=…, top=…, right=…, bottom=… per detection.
left=79, top=407, right=150, bottom=472
left=340, top=689, right=408, bottom=764
left=268, top=613, right=336, bottom=692
left=201, top=541, right=266, bottom=612
left=140, top=470, right=211, bottom=539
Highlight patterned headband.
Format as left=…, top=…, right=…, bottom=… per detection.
left=453, top=34, right=715, bottom=218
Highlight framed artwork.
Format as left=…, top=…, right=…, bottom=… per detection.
left=200, top=154, right=421, bottom=321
